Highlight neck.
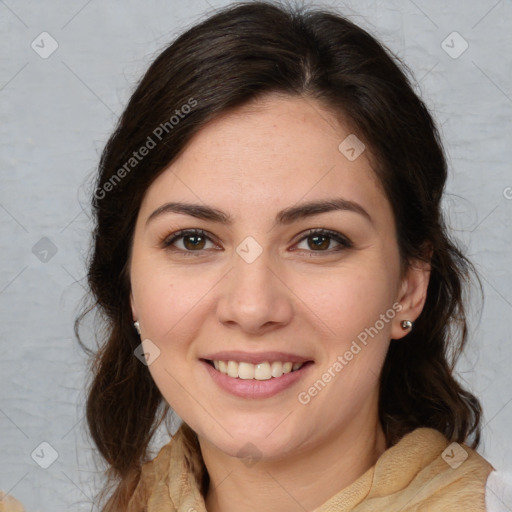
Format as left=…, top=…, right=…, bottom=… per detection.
left=200, top=415, right=387, bottom=512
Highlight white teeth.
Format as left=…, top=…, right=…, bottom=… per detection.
left=271, top=361, right=283, bottom=378
left=238, top=362, right=255, bottom=380
left=227, top=360, right=238, bottom=378
left=211, top=360, right=305, bottom=379
left=254, top=362, right=271, bottom=380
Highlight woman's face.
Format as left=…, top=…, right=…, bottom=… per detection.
left=130, top=95, right=427, bottom=460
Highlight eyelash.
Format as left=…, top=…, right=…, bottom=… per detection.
left=161, top=228, right=353, bottom=256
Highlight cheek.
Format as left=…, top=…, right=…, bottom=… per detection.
left=294, top=269, right=394, bottom=420
left=295, top=258, right=397, bottom=405
left=292, top=263, right=398, bottom=347
left=130, top=260, right=214, bottom=414
left=131, top=257, right=212, bottom=341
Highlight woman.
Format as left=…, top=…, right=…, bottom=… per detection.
left=2, top=1, right=502, bottom=511
left=83, top=1, right=500, bottom=510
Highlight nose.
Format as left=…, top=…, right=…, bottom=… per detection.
left=216, top=249, right=294, bottom=335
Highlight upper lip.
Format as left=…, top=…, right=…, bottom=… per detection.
left=202, top=351, right=313, bottom=364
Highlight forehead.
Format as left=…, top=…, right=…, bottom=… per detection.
left=139, top=95, right=389, bottom=224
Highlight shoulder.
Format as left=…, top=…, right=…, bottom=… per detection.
left=485, top=470, right=512, bottom=512
left=380, top=428, right=495, bottom=510
left=124, top=436, right=177, bottom=510
left=124, top=425, right=204, bottom=511
left=0, top=491, right=25, bottom=512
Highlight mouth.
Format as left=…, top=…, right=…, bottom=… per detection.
left=202, top=359, right=313, bottom=380
left=200, top=355, right=314, bottom=399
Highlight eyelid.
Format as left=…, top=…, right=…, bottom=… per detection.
left=161, top=228, right=220, bottom=250
left=292, top=228, right=353, bottom=252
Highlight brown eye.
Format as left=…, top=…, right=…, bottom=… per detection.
left=162, top=229, right=218, bottom=252
left=307, top=234, right=331, bottom=251
left=295, top=229, right=352, bottom=253
left=183, top=234, right=206, bottom=250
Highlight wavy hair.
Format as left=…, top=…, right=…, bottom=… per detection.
left=76, top=2, right=483, bottom=508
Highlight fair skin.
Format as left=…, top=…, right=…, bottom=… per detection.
left=130, top=94, right=430, bottom=512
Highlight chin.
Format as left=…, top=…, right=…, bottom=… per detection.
left=194, top=417, right=306, bottom=460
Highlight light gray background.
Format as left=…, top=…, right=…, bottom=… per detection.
left=1, top=0, right=511, bottom=510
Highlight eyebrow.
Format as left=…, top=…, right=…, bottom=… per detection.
left=146, top=197, right=373, bottom=227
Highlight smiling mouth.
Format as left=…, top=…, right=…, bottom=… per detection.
left=203, top=359, right=313, bottom=380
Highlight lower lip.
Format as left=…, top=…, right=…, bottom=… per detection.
left=201, top=360, right=313, bottom=399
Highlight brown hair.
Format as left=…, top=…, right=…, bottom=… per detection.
left=77, top=1, right=483, bottom=508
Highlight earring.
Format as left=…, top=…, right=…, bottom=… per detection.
left=401, top=320, right=413, bottom=330
left=134, top=321, right=141, bottom=335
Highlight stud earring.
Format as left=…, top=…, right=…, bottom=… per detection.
left=134, top=321, right=141, bottom=335
left=401, top=320, right=413, bottom=330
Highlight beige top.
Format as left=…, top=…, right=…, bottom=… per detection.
left=0, top=426, right=494, bottom=511
left=123, top=425, right=493, bottom=511
left=0, top=493, right=24, bottom=512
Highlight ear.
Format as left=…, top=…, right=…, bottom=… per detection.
left=391, top=256, right=431, bottom=340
